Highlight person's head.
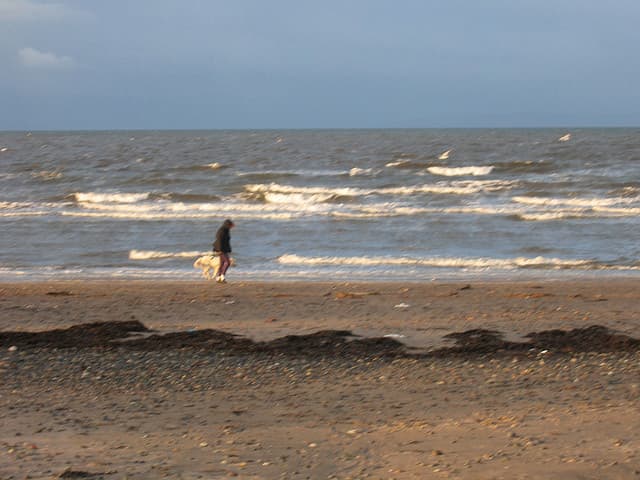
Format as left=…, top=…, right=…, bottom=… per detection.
left=223, top=219, right=235, bottom=229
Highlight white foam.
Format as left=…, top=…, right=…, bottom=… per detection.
left=245, top=180, right=515, bottom=198
left=593, top=206, right=640, bottom=216
left=0, top=201, right=49, bottom=217
left=71, top=194, right=529, bottom=221
left=278, top=254, right=597, bottom=270
left=245, top=183, right=367, bottom=197
left=512, top=195, right=639, bottom=208
left=237, top=169, right=348, bottom=177
left=63, top=209, right=300, bottom=221
left=348, top=167, right=378, bottom=176
left=263, top=192, right=336, bottom=205
left=385, top=160, right=411, bottom=168
left=129, top=250, right=207, bottom=260
left=428, top=166, right=494, bottom=177
left=74, top=192, right=150, bottom=204
left=0, top=211, right=48, bottom=217
left=0, top=201, right=33, bottom=209
left=438, top=149, right=453, bottom=160
left=517, top=211, right=591, bottom=221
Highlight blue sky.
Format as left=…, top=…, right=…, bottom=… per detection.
left=2, top=0, right=640, bottom=130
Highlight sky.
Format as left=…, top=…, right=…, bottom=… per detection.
left=2, top=0, right=640, bottom=130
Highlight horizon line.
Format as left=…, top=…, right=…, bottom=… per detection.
left=1, top=125, right=639, bottom=133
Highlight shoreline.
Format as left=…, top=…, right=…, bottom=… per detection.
left=3, top=268, right=640, bottom=284
left=2, top=278, right=640, bottom=346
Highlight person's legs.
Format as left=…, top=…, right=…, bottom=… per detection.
left=217, top=253, right=230, bottom=282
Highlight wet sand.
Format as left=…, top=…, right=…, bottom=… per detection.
left=1, top=279, right=640, bottom=479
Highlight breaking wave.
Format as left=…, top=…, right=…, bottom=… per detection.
left=129, top=250, right=207, bottom=260
left=244, top=180, right=516, bottom=198
left=237, top=169, right=351, bottom=178
left=263, top=193, right=337, bottom=205
left=427, top=166, right=494, bottom=177
left=513, top=195, right=640, bottom=208
left=278, top=254, right=636, bottom=271
left=349, top=167, right=379, bottom=176
left=74, top=192, right=151, bottom=204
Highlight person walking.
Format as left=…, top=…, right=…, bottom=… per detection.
left=212, top=219, right=234, bottom=283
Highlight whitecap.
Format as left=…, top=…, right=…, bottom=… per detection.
left=277, top=254, right=598, bottom=270
left=264, top=192, right=336, bottom=205
left=129, top=249, right=206, bottom=260
left=438, top=149, right=453, bottom=160
left=74, top=192, right=150, bottom=204
left=0, top=201, right=33, bottom=209
left=427, top=166, right=494, bottom=177
left=512, top=195, right=639, bottom=208
left=348, top=167, right=378, bottom=176
left=385, top=160, right=411, bottom=168
left=517, top=211, right=592, bottom=221
left=244, top=180, right=515, bottom=198
left=62, top=210, right=300, bottom=221
left=558, top=133, right=571, bottom=142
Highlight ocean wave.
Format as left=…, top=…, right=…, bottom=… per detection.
left=71, top=198, right=520, bottom=220
left=157, top=192, right=221, bottom=203
left=0, top=173, right=20, bottom=181
left=385, top=159, right=428, bottom=169
left=593, top=206, right=640, bottom=216
left=238, top=169, right=348, bottom=178
left=129, top=249, right=206, bottom=260
left=277, top=254, right=632, bottom=270
left=0, top=201, right=50, bottom=217
left=349, top=167, right=379, bottom=176
left=0, top=201, right=33, bottom=209
left=0, top=211, right=49, bottom=217
left=494, top=160, right=556, bottom=174
left=263, top=192, right=337, bottom=205
left=11, top=194, right=640, bottom=223
left=516, top=211, right=592, bottom=222
left=31, top=170, right=63, bottom=181
left=244, top=180, right=516, bottom=198
left=74, top=192, right=151, bottom=203
left=512, top=195, right=640, bottom=208
left=78, top=197, right=333, bottom=215
left=330, top=205, right=524, bottom=219
left=62, top=210, right=300, bottom=221
left=385, top=160, right=412, bottom=168
left=427, top=166, right=494, bottom=177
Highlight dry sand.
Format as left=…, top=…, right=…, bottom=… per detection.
left=1, top=279, right=640, bottom=479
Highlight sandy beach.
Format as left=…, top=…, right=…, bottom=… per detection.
left=2, top=279, right=640, bottom=479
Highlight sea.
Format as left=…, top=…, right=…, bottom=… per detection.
left=1, top=129, right=640, bottom=282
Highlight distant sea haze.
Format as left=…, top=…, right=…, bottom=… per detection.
left=1, top=129, right=640, bottom=281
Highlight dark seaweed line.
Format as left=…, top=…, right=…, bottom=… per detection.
left=1, top=322, right=639, bottom=359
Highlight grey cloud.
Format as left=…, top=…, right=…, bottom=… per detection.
left=18, top=46, right=74, bottom=68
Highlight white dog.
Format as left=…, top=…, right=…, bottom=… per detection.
left=193, top=254, right=235, bottom=280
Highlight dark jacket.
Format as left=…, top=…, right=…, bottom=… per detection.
left=213, top=221, right=232, bottom=253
